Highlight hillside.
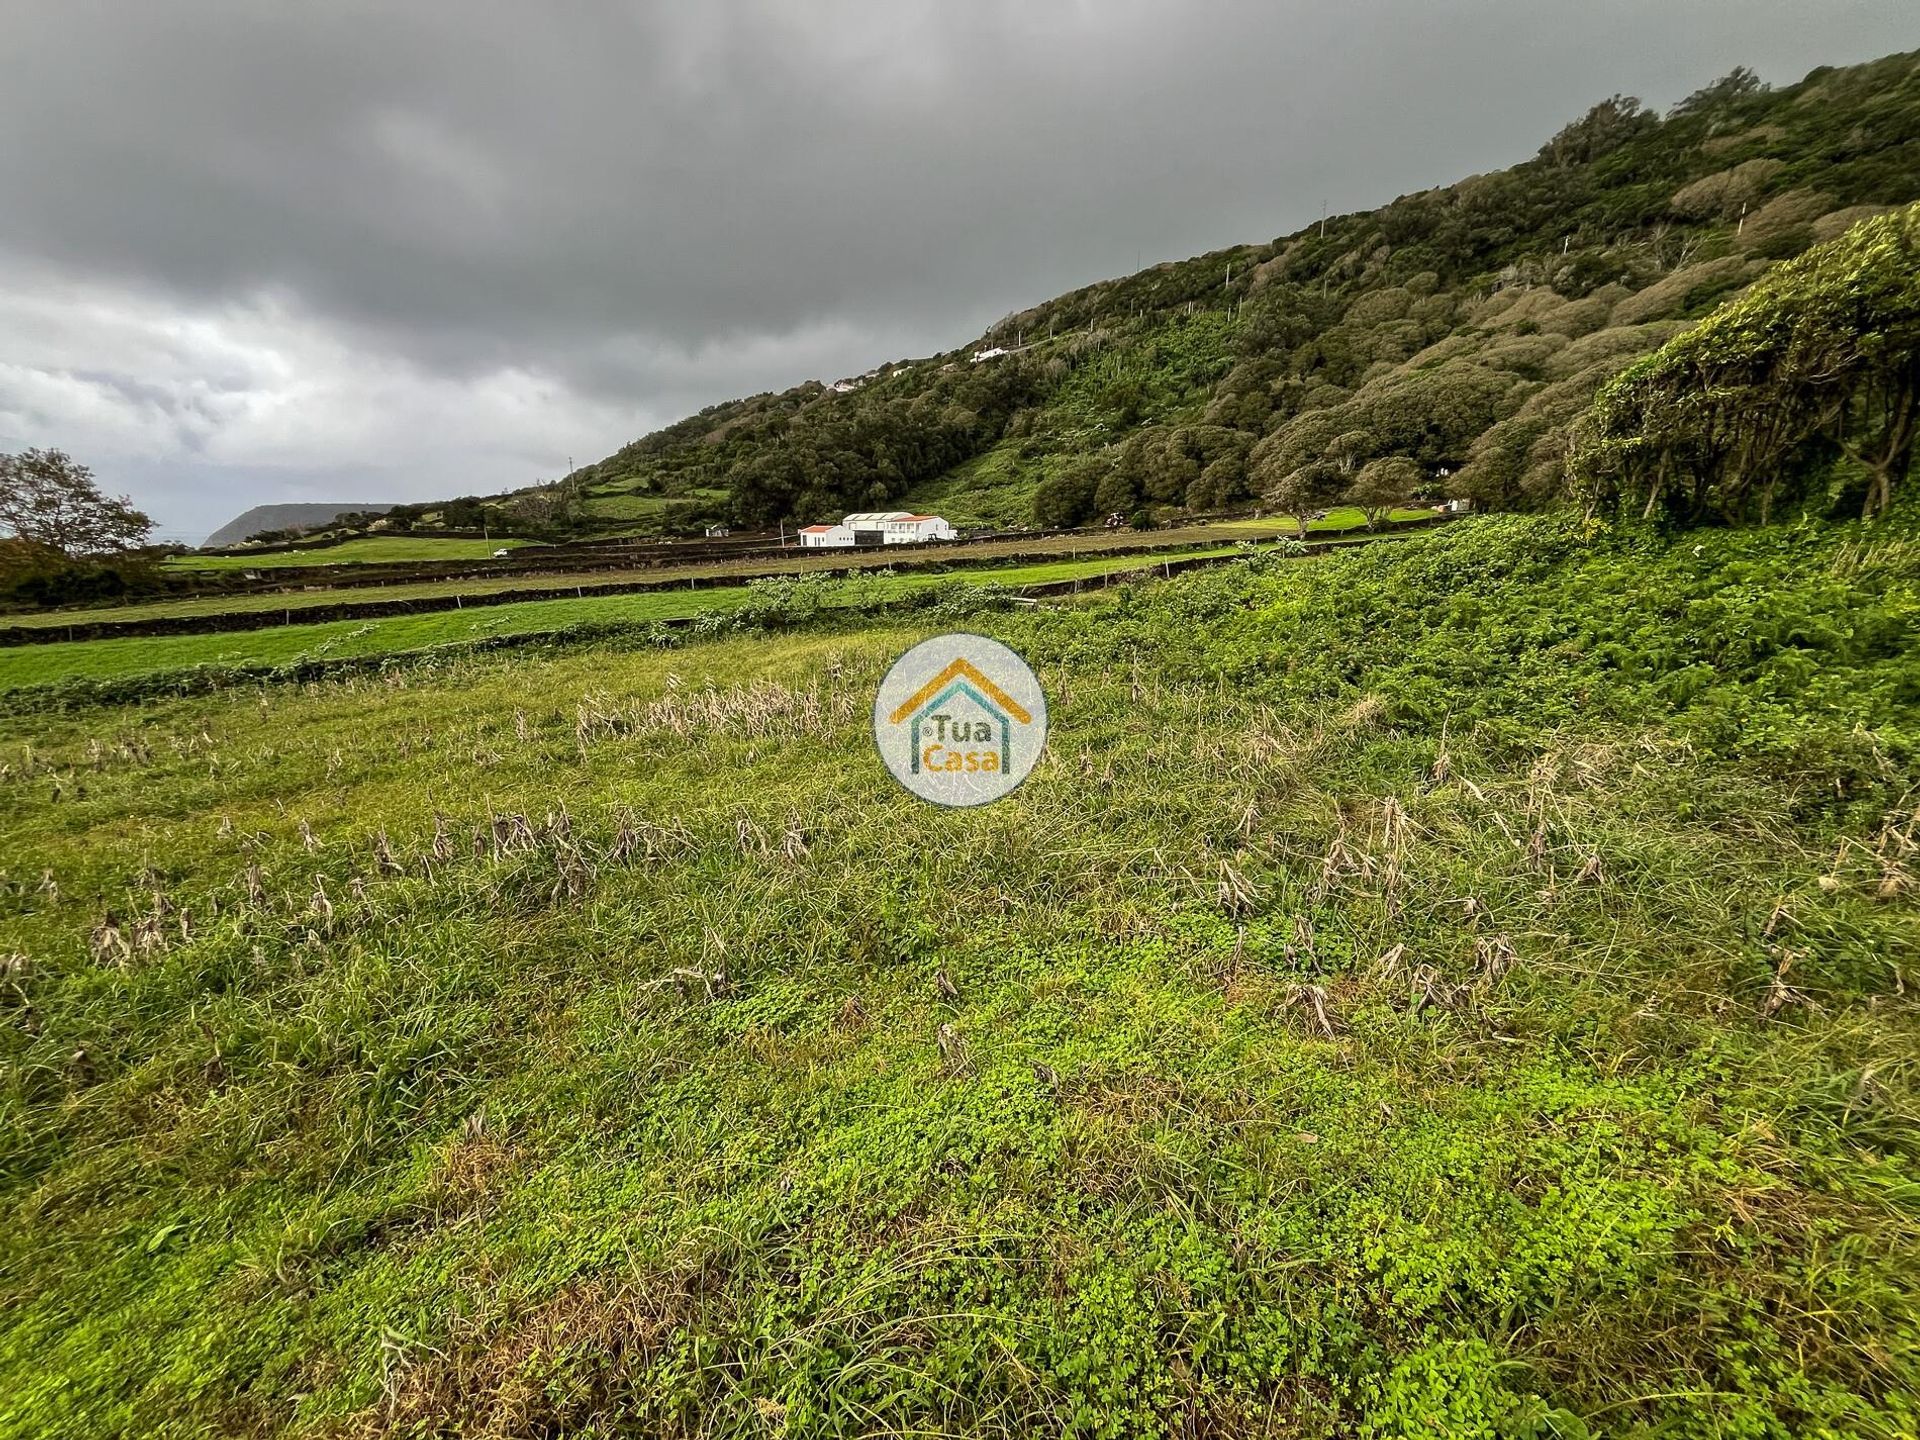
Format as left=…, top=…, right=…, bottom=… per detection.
left=202, top=504, right=393, bottom=549
left=489, top=49, right=1918, bottom=537
left=2, top=507, right=1915, bottom=1436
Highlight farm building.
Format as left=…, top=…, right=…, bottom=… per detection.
left=843, top=512, right=957, bottom=545
left=882, top=514, right=956, bottom=544
left=800, top=514, right=956, bottom=548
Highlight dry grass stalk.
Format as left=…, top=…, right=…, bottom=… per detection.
left=1286, top=982, right=1336, bottom=1037
left=1216, top=859, right=1259, bottom=916
left=643, top=967, right=730, bottom=1001
left=372, top=830, right=403, bottom=876
left=936, top=1022, right=973, bottom=1077
left=89, top=913, right=130, bottom=967
left=1761, top=949, right=1813, bottom=1018
left=1474, top=933, right=1517, bottom=983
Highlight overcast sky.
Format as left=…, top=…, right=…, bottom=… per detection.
left=1, top=2, right=1912, bottom=542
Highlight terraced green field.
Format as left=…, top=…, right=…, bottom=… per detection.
left=12, top=510, right=1427, bottom=633
left=0, top=547, right=1252, bottom=693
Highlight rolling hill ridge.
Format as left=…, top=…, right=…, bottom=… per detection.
left=464, top=49, right=1920, bottom=537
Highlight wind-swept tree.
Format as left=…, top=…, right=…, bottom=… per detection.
left=0, top=449, right=152, bottom=556
left=1572, top=203, right=1920, bottom=523
left=1346, top=456, right=1422, bottom=530
left=1670, top=65, right=1768, bottom=117
left=1263, top=460, right=1343, bottom=538
left=1327, top=429, right=1376, bottom=475
left=1537, top=95, right=1657, bottom=168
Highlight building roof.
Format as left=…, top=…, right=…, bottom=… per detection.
left=799, top=524, right=837, bottom=534
left=843, top=511, right=913, bottom=524
left=896, top=514, right=939, bottom=523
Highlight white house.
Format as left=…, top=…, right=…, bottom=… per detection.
left=880, top=514, right=957, bottom=544
left=798, top=523, right=854, bottom=548
left=971, top=346, right=1008, bottom=363
left=841, top=512, right=956, bottom=545
left=843, top=511, right=908, bottom=545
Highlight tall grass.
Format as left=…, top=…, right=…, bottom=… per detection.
left=0, top=514, right=1914, bottom=1438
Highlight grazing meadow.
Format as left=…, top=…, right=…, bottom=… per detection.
left=1, top=512, right=1915, bottom=1438
left=166, top=538, right=538, bottom=571
left=0, top=547, right=1279, bottom=696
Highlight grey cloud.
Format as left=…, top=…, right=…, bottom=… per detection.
left=0, top=0, right=1913, bottom=537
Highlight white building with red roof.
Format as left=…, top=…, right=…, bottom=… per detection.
left=797, top=523, right=854, bottom=548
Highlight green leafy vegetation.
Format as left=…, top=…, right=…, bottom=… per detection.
left=1574, top=201, right=1920, bottom=523
left=2, top=509, right=1915, bottom=1436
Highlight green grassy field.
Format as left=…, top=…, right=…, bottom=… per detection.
left=12, top=510, right=1425, bottom=633
left=4, top=512, right=1913, bottom=1438
left=168, top=537, right=536, bottom=571
left=0, top=548, right=1259, bottom=693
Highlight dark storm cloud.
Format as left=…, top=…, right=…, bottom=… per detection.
left=0, top=0, right=1913, bottom=537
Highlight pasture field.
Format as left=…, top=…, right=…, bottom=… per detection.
left=578, top=486, right=733, bottom=523
left=0, top=546, right=1276, bottom=694
left=114, top=508, right=1420, bottom=620
left=167, top=537, right=538, bottom=572
left=1, top=513, right=1915, bottom=1438
left=6, top=519, right=1319, bottom=633
left=11, top=510, right=1428, bottom=641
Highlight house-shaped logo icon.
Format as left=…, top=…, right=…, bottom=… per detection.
left=872, top=635, right=1048, bottom=806
left=887, top=656, right=1034, bottom=774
